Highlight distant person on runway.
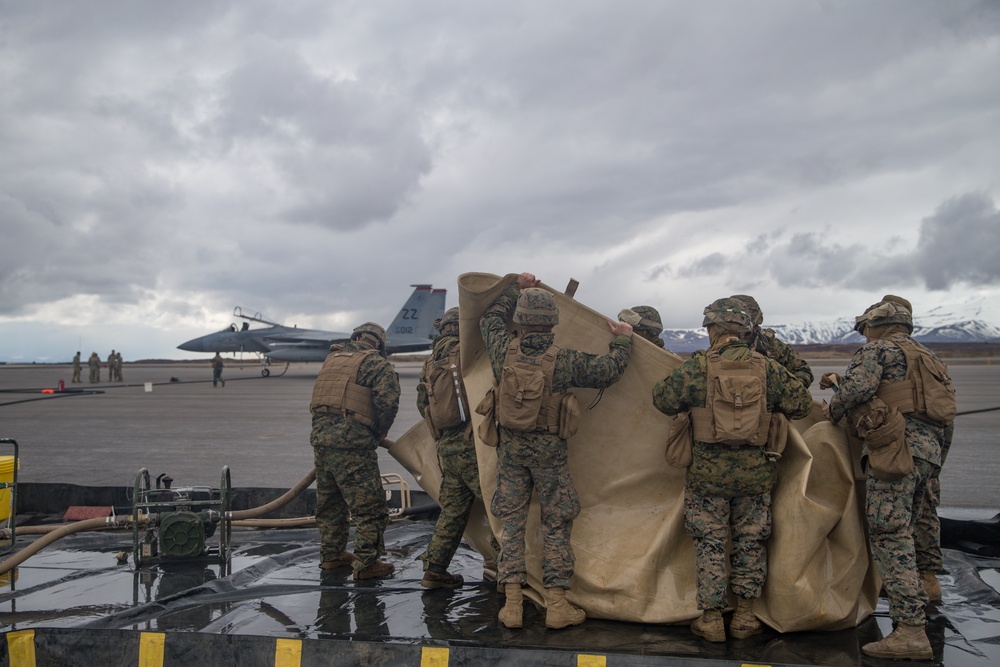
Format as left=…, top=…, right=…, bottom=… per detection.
left=211, top=353, right=225, bottom=387
left=87, top=352, right=100, bottom=383
left=71, top=351, right=82, bottom=383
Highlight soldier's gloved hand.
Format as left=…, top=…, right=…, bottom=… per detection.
left=609, top=320, right=633, bottom=337
left=819, top=372, right=842, bottom=390
left=821, top=401, right=832, bottom=421
left=517, top=272, right=539, bottom=289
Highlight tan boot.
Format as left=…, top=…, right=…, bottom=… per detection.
left=691, top=609, right=726, bottom=642
left=353, top=559, right=394, bottom=580
left=498, top=583, right=523, bottom=629
left=920, top=570, right=942, bottom=603
left=861, top=623, right=933, bottom=660
left=545, top=587, right=586, bottom=629
left=319, top=551, right=354, bottom=570
left=730, top=598, right=762, bottom=639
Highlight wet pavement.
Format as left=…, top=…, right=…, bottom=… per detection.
left=1, top=521, right=998, bottom=666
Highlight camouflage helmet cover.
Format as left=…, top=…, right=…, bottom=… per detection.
left=514, top=288, right=559, bottom=327
left=702, top=298, right=753, bottom=334
left=352, top=321, right=387, bottom=348
left=620, top=305, right=663, bottom=340
left=854, top=298, right=913, bottom=334
left=730, top=294, right=763, bottom=326
left=438, top=307, right=460, bottom=332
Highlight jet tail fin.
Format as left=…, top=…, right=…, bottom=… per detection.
left=386, top=285, right=446, bottom=353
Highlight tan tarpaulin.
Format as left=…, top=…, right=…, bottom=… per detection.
left=389, top=272, right=879, bottom=631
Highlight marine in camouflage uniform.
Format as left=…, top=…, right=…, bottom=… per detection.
left=310, top=322, right=400, bottom=579
left=652, top=298, right=812, bottom=642
left=87, top=352, right=100, bottom=384
left=826, top=297, right=948, bottom=660
left=417, top=307, right=499, bottom=589
left=481, top=272, right=633, bottom=629
left=731, top=294, right=814, bottom=388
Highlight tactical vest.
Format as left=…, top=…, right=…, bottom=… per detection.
left=690, top=350, right=772, bottom=446
left=497, top=341, right=578, bottom=437
left=875, top=336, right=957, bottom=426
left=310, top=349, right=379, bottom=428
left=423, top=342, right=469, bottom=434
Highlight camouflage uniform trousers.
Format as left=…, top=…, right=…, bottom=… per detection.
left=684, top=489, right=771, bottom=610
left=866, top=456, right=935, bottom=625
left=421, top=443, right=499, bottom=573
left=312, top=442, right=388, bottom=572
left=491, top=459, right=581, bottom=589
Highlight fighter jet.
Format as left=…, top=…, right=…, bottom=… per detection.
left=178, top=285, right=445, bottom=370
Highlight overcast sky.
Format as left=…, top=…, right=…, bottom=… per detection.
left=2, top=1, right=999, bottom=362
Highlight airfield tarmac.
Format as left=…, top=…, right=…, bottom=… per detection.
left=0, top=357, right=998, bottom=509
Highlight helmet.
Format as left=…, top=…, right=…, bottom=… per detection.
left=730, top=294, right=763, bottom=326
left=702, top=298, right=752, bottom=334
left=438, top=307, right=460, bottom=333
left=854, top=298, right=913, bottom=335
left=620, top=305, right=663, bottom=342
left=352, top=322, right=387, bottom=350
left=514, top=288, right=559, bottom=327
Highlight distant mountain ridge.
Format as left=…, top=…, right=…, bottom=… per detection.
left=661, top=295, right=1000, bottom=353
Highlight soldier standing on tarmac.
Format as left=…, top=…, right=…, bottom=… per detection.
left=72, top=351, right=82, bottom=383
left=309, top=322, right=400, bottom=580
left=823, top=296, right=955, bottom=660
left=481, top=272, right=633, bottom=630
left=652, top=298, right=811, bottom=643
left=87, top=352, right=100, bottom=384
left=730, top=295, right=814, bottom=388
left=107, top=350, right=116, bottom=382
left=417, top=307, right=500, bottom=589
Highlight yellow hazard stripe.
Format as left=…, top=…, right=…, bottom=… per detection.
left=578, top=655, right=606, bottom=667
left=275, top=638, right=302, bottom=667
left=421, top=646, right=449, bottom=667
left=7, top=629, right=36, bottom=667
left=138, top=632, right=165, bottom=667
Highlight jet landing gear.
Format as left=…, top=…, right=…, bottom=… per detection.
left=260, top=357, right=271, bottom=377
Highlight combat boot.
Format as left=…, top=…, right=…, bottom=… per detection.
left=730, top=598, right=762, bottom=639
left=353, top=559, right=395, bottom=580
left=421, top=570, right=464, bottom=589
left=861, top=623, right=932, bottom=660
left=498, top=583, right=523, bottom=629
left=319, top=551, right=354, bottom=570
left=545, top=588, right=586, bottom=629
left=920, top=570, right=942, bottom=603
left=691, top=609, right=726, bottom=643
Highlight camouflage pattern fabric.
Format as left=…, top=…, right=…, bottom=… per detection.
left=652, top=339, right=811, bottom=611
left=418, top=334, right=498, bottom=573
left=421, top=427, right=499, bottom=573
left=827, top=333, right=944, bottom=466
left=492, top=460, right=581, bottom=588
left=828, top=332, right=947, bottom=624
left=630, top=305, right=665, bottom=347
left=866, top=457, right=934, bottom=624
left=751, top=328, right=814, bottom=388
left=652, top=341, right=813, bottom=498
left=310, top=339, right=400, bottom=571
left=685, top=490, right=771, bottom=610
left=482, top=288, right=632, bottom=469
left=88, top=353, right=100, bottom=383
left=72, top=353, right=81, bottom=383
left=481, top=287, right=631, bottom=588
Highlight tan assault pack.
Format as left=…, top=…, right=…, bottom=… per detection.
left=875, top=336, right=957, bottom=426
left=496, top=341, right=580, bottom=440
left=422, top=343, right=469, bottom=437
left=310, top=349, right=379, bottom=428
left=690, top=350, right=771, bottom=446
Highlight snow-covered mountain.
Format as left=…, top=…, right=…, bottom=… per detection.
left=661, top=295, right=1000, bottom=352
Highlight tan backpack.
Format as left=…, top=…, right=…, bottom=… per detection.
left=691, top=350, right=771, bottom=446
left=496, top=341, right=579, bottom=439
left=422, top=344, right=469, bottom=436
left=876, top=336, right=957, bottom=426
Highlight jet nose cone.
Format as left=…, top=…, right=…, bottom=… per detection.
left=178, top=337, right=206, bottom=352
